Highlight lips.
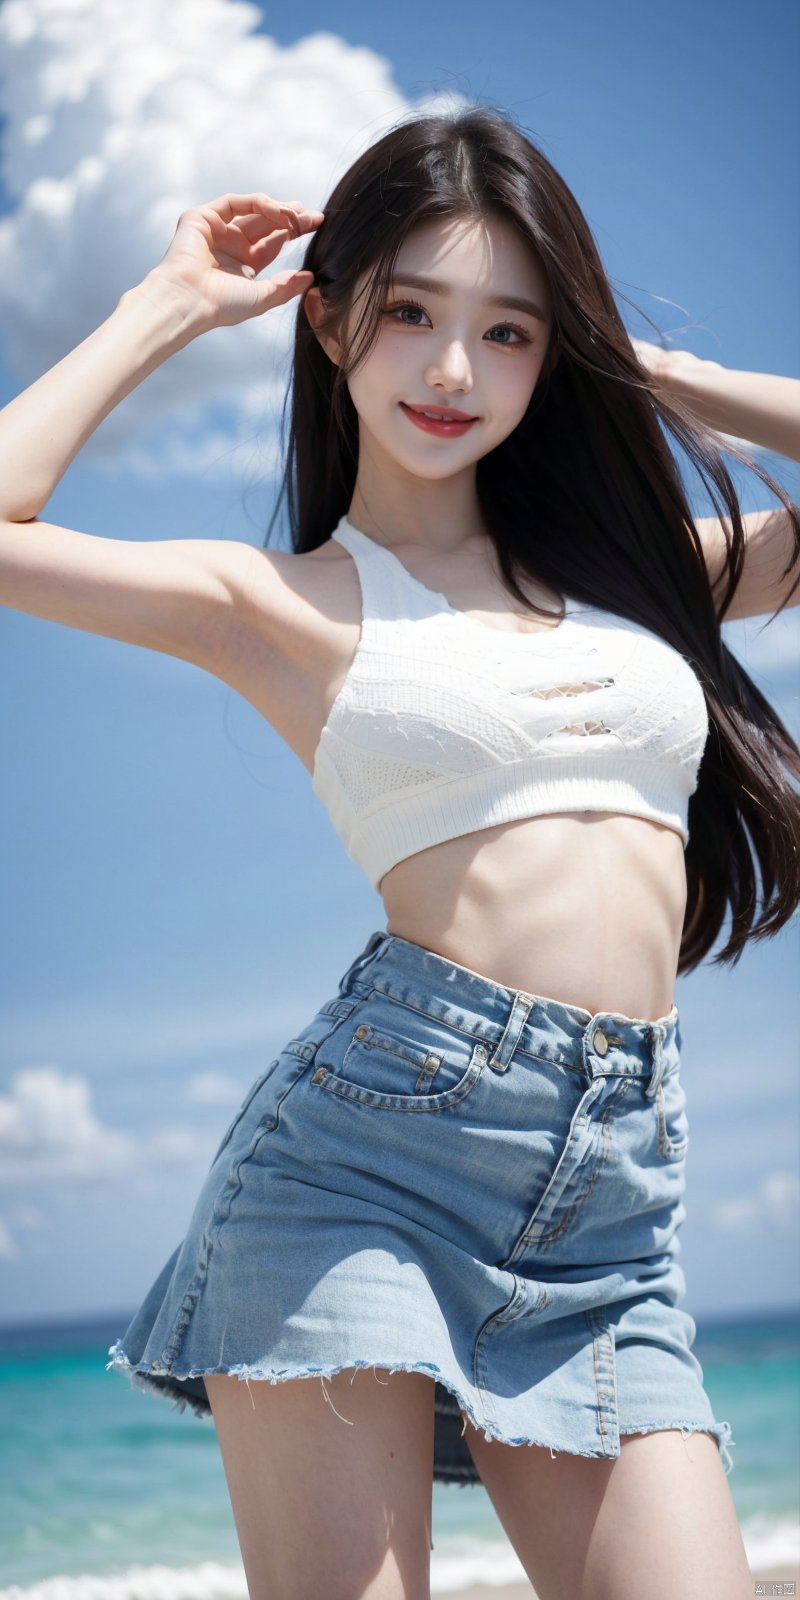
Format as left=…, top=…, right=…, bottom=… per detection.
left=400, top=403, right=479, bottom=437
left=403, top=404, right=478, bottom=420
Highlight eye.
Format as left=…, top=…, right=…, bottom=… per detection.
left=486, top=322, right=530, bottom=346
left=383, top=299, right=531, bottom=347
left=384, top=299, right=431, bottom=328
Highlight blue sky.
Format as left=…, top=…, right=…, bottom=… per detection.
left=0, top=0, right=798, bottom=1327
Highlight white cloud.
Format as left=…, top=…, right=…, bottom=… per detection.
left=710, top=1169, right=800, bottom=1232
left=184, top=1070, right=244, bottom=1105
left=0, top=1065, right=208, bottom=1186
left=0, top=0, right=464, bottom=480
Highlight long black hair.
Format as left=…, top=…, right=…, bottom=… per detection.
left=266, top=102, right=800, bottom=976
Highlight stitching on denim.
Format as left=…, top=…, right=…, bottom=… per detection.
left=310, top=1038, right=486, bottom=1113
left=339, top=982, right=601, bottom=1080
left=655, top=1080, right=689, bottom=1160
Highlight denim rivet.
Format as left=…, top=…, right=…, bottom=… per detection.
left=354, top=1025, right=370, bottom=1039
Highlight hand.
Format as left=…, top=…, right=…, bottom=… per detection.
left=143, top=192, right=325, bottom=331
left=630, top=337, right=724, bottom=386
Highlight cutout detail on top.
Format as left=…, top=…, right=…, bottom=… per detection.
left=513, top=677, right=615, bottom=700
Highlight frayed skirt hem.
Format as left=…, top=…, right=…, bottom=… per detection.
left=105, top=1341, right=735, bottom=1483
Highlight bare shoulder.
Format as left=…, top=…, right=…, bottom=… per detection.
left=224, top=535, right=358, bottom=657
left=216, top=535, right=362, bottom=772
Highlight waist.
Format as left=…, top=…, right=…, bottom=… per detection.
left=314, top=744, right=694, bottom=894
left=380, top=812, right=687, bottom=1022
left=336, top=928, right=681, bottom=1076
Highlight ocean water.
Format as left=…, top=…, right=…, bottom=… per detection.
left=0, top=1306, right=797, bottom=1595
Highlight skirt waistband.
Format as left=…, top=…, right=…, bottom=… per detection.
left=336, top=929, right=680, bottom=1089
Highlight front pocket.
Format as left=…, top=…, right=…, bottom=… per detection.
left=309, top=997, right=488, bottom=1112
left=344, top=1021, right=451, bottom=1094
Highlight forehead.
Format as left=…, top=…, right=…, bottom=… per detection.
left=392, top=213, right=549, bottom=301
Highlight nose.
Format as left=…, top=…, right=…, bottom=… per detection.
left=424, top=338, right=474, bottom=396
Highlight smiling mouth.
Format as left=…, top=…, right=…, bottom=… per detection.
left=400, top=404, right=479, bottom=432
left=402, top=403, right=479, bottom=421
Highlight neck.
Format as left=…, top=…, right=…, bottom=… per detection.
left=346, top=437, right=489, bottom=552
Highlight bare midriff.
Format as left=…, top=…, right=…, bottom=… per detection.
left=267, top=541, right=689, bottom=1028
left=378, top=812, right=687, bottom=1025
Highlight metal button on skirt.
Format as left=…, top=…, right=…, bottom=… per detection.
left=107, top=929, right=734, bottom=1486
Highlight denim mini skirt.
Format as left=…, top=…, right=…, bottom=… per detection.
left=107, top=929, right=735, bottom=1486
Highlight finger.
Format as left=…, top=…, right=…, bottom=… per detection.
left=235, top=211, right=277, bottom=242
left=225, top=224, right=292, bottom=266
left=204, top=193, right=280, bottom=222
left=227, top=209, right=292, bottom=241
left=203, top=193, right=324, bottom=231
left=253, top=267, right=316, bottom=309
left=248, top=229, right=294, bottom=261
left=237, top=215, right=303, bottom=251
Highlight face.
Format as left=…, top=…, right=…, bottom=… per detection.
left=305, top=212, right=556, bottom=484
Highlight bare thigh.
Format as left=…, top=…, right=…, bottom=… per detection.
left=205, top=1367, right=436, bottom=1600
left=464, top=1419, right=751, bottom=1600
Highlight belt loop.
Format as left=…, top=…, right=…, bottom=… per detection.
left=644, top=1022, right=666, bottom=1099
left=488, top=992, right=536, bottom=1074
left=338, top=930, right=386, bottom=996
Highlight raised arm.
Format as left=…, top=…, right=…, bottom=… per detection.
left=0, top=193, right=323, bottom=667
left=631, top=340, right=800, bottom=619
left=630, top=341, right=800, bottom=464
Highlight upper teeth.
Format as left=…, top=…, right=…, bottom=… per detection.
left=422, top=411, right=455, bottom=419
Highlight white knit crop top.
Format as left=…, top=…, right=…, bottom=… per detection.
left=311, top=515, right=710, bottom=891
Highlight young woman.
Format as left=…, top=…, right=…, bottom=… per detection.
left=3, top=105, right=799, bottom=1600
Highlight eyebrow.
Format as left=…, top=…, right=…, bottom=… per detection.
left=389, top=273, right=548, bottom=324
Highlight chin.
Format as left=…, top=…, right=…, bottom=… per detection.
left=399, top=454, right=482, bottom=480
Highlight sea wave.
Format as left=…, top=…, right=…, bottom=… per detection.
left=0, top=1517, right=798, bottom=1599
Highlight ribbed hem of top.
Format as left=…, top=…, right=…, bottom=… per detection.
left=317, top=757, right=693, bottom=891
